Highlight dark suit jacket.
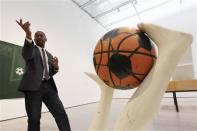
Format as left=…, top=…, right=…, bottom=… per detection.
left=18, top=39, right=58, bottom=92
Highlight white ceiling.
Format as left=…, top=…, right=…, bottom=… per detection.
left=71, top=0, right=195, bottom=30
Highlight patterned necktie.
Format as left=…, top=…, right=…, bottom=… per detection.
left=42, top=48, right=50, bottom=80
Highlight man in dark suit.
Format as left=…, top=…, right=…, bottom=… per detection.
left=16, top=18, right=71, bottom=131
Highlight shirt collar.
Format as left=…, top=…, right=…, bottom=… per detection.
left=36, top=45, right=45, bottom=51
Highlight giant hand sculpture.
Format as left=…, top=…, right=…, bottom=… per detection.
left=85, top=72, right=114, bottom=131
left=86, top=23, right=193, bottom=131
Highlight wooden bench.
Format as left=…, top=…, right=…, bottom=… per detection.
left=166, top=80, right=197, bottom=112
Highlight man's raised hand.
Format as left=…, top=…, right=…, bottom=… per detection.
left=16, top=18, right=32, bottom=40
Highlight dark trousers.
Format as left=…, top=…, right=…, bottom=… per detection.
left=24, top=80, right=71, bottom=131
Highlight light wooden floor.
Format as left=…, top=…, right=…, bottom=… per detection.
left=0, top=98, right=197, bottom=131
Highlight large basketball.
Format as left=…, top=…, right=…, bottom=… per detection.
left=93, top=27, right=157, bottom=90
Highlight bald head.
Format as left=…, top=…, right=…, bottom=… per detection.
left=34, top=31, right=47, bottom=48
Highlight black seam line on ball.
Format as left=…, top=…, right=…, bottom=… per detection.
left=94, top=50, right=157, bottom=59
left=96, top=39, right=104, bottom=74
left=129, top=72, right=142, bottom=82
left=116, top=33, right=138, bottom=53
left=111, top=76, right=142, bottom=89
left=128, top=46, right=141, bottom=58
left=95, top=64, right=150, bottom=76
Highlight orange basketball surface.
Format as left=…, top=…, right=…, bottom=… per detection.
left=93, top=27, right=157, bottom=89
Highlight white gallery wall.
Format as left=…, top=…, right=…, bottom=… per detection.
left=0, top=0, right=106, bottom=120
